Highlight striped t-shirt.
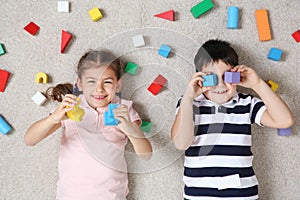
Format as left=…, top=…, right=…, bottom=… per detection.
left=175, top=92, right=266, bottom=200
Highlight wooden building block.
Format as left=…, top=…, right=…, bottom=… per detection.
left=67, top=98, right=85, bottom=122
left=61, top=30, right=72, bottom=53
left=224, top=72, right=240, bottom=83
left=255, top=9, right=272, bottom=41
left=0, top=115, right=12, bottom=135
left=35, top=72, right=48, bottom=83
left=227, top=6, right=239, bottom=29
left=268, top=48, right=282, bottom=61
left=277, top=128, right=292, bottom=136
left=88, top=7, right=103, bottom=22
left=0, top=69, right=10, bottom=92
left=267, top=80, right=279, bottom=92
left=104, top=104, right=119, bottom=126
left=203, top=74, right=217, bottom=87
left=141, top=121, right=152, bottom=133
left=31, top=91, right=47, bottom=106
left=154, top=10, right=175, bottom=21
left=147, top=74, right=167, bottom=95
left=24, top=22, right=40, bottom=36
left=292, top=30, right=300, bottom=43
left=58, top=1, right=70, bottom=13
left=132, top=35, right=145, bottom=48
left=158, top=44, right=171, bottom=58
left=0, top=44, right=6, bottom=55
left=125, top=62, right=138, bottom=75
left=190, top=0, right=214, bottom=19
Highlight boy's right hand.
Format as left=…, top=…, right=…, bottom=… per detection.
left=51, top=94, right=78, bottom=123
left=184, top=72, right=212, bottom=99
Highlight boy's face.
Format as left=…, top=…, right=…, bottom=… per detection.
left=201, top=61, right=237, bottom=104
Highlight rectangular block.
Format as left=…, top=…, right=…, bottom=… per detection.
left=58, top=1, right=70, bottom=13
left=268, top=48, right=282, bottom=61
left=292, top=30, right=300, bottom=43
left=0, top=69, right=10, bottom=92
left=190, top=0, right=214, bottom=19
left=255, top=9, right=272, bottom=41
left=88, top=7, right=103, bottom=22
left=224, top=72, right=240, bottom=83
left=203, top=74, right=217, bottom=87
left=277, top=128, right=292, bottom=136
left=227, top=6, right=239, bottom=29
left=0, top=115, right=12, bottom=135
left=132, top=35, right=145, bottom=47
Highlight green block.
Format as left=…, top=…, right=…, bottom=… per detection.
left=125, top=62, right=138, bottom=75
left=190, top=0, right=214, bottom=19
left=0, top=44, right=5, bottom=55
left=141, top=121, right=152, bottom=133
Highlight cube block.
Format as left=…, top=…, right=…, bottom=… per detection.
left=104, top=104, right=119, bottom=126
left=141, top=121, right=152, bottom=133
left=190, top=0, right=214, bottom=19
left=88, top=7, right=103, bottom=22
left=147, top=74, right=167, bottom=95
left=58, top=1, right=70, bottom=13
left=24, top=22, right=40, bottom=36
left=227, top=6, right=239, bottom=29
left=292, top=30, right=300, bottom=43
left=0, top=115, right=12, bottom=135
left=132, top=35, right=145, bottom=48
left=267, top=80, right=279, bottom=92
left=125, top=62, right=138, bottom=75
left=158, top=44, right=171, bottom=58
left=224, top=72, right=240, bottom=83
left=268, top=48, right=282, bottom=61
left=32, top=91, right=47, bottom=106
left=203, top=74, right=217, bottom=87
left=277, top=128, right=292, bottom=136
left=0, top=44, right=6, bottom=55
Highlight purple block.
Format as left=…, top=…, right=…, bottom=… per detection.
left=224, top=72, right=240, bottom=83
left=277, top=128, right=292, bottom=136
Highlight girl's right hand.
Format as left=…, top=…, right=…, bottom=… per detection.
left=51, top=94, right=78, bottom=123
left=184, top=72, right=212, bottom=99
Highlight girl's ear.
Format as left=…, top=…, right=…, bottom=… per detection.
left=77, top=78, right=83, bottom=91
left=116, top=79, right=123, bottom=93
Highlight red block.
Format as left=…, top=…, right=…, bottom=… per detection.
left=147, top=74, right=167, bottom=95
left=61, top=30, right=72, bottom=53
left=154, top=10, right=175, bottom=21
left=24, top=22, right=40, bottom=36
left=0, top=69, right=10, bottom=92
left=292, top=30, right=300, bottom=43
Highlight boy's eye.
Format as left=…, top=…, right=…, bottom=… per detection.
left=87, top=80, right=96, bottom=83
left=104, top=81, right=112, bottom=84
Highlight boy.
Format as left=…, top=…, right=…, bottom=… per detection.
left=171, top=39, right=294, bottom=199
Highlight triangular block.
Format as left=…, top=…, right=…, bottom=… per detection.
left=0, top=69, right=10, bottom=92
left=61, top=30, right=72, bottom=53
left=155, top=10, right=174, bottom=21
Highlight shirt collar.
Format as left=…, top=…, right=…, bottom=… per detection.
left=194, top=92, right=239, bottom=106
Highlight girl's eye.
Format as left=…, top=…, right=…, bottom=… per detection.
left=104, top=81, right=113, bottom=84
left=88, top=80, right=96, bottom=83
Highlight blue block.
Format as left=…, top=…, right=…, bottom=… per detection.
left=224, top=72, right=240, bottom=83
left=268, top=48, right=282, bottom=61
left=0, top=115, right=12, bottom=135
left=104, top=104, right=119, bottom=126
left=227, top=6, right=239, bottom=29
left=158, top=44, right=171, bottom=58
left=203, top=74, right=217, bottom=87
left=277, top=128, right=292, bottom=136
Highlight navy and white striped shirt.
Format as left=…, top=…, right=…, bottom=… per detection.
left=176, top=92, right=266, bottom=200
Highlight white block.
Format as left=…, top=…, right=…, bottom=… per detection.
left=32, top=91, right=47, bottom=106
left=132, top=35, right=145, bottom=48
left=58, top=1, right=70, bottom=13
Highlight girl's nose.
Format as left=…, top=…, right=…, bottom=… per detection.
left=96, top=83, right=104, bottom=92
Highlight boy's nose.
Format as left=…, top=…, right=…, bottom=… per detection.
left=217, top=76, right=225, bottom=86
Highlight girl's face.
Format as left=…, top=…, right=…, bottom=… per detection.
left=77, top=65, right=121, bottom=109
left=202, top=61, right=237, bottom=104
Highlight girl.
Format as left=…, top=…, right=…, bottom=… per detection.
left=25, top=50, right=152, bottom=200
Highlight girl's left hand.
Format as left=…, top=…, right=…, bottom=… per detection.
left=231, top=65, right=263, bottom=89
left=113, top=104, right=135, bottom=135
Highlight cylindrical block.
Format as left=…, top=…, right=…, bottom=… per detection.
left=227, top=6, right=239, bottom=29
left=0, top=115, right=12, bottom=135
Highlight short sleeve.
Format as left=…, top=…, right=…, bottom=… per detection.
left=175, top=96, right=183, bottom=116
left=250, top=96, right=266, bottom=126
left=120, top=99, right=142, bottom=126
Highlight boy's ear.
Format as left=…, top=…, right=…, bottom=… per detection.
left=76, top=78, right=83, bottom=91
left=116, top=79, right=123, bottom=93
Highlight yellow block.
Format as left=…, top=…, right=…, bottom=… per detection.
left=67, top=97, right=85, bottom=122
left=88, top=7, right=103, bottom=22
left=35, top=72, right=48, bottom=83
left=267, top=80, right=279, bottom=92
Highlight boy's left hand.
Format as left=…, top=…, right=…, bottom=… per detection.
left=232, top=65, right=263, bottom=89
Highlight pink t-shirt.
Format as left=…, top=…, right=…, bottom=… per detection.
left=56, top=95, right=141, bottom=200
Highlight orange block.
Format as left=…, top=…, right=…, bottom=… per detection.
left=255, top=10, right=272, bottom=41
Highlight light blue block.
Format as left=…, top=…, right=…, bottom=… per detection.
left=203, top=74, right=217, bottom=87
left=0, top=115, right=12, bottom=135
left=227, top=6, right=239, bottom=29
left=0, top=44, right=5, bottom=55
left=158, top=44, right=171, bottom=58
left=104, top=104, right=119, bottom=126
left=268, top=48, right=282, bottom=61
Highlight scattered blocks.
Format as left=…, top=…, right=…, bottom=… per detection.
left=132, top=35, right=145, bottom=48
left=277, top=128, right=292, bottom=136
left=31, top=91, right=47, bottom=106
left=147, top=74, right=168, bottom=95
left=67, top=98, right=85, bottom=122
left=61, top=30, right=72, bottom=53
left=203, top=74, right=217, bottom=87
left=0, top=69, right=10, bottom=92
left=141, top=120, right=152, bottom=133
left=267, top=80, right=279, bottom=92
left=0, top=44, right=6, bottom=56
left=268, top=48, right=282, bottom=61
left=158, top=44, right=172, bottom=58
left=24, top=21, right=40, bottom=36
left=224, top=72, right=240, bottom=83
left=154, top=10, right=175, bottom=21
left=255, top=9, right=272, bottom=41
left=58, top=1, right=70, bottom=13
left=0, top=115, right=12, bottom=135
left=291, top=30, right=300, bottom=43
left=190, top=0, right=214, bottom=19
left=227, top=6, right=239, bottom=29
left=35, top=72, right=48, bottom=83
left=125, top=62, right=138, bottom=75
left=104, top=104, right=119, bottom=126
left=88, top=7, right=103, bottom=22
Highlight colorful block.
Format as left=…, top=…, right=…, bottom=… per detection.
left=32, top=91, right=47, bottom=106
left=291, top=30, right=300, bottom=43
left=61, top=30, right=72, bottom=53
left=255, top=10, right=272, bottom=41
left=132, top=35, right=145, bottom=48
left=58, top=1, right=70, bottom=13
left=158, top=44, right=171, bottom=58
left=224, top=72, right=240, bottom=83
left=154, top=10, right=175, bottom=21
left=267, top=80, right=279, bottom=92
left=125, top=62, right=138, bottom=75
left=0, top=115, right=12, bottom=135
left=277, top=128, right=292, bottom=136
left=0, top=44, right=6, bottom=55
left=190, top=0, right=214, bottom=19
left=104, top=104, right=119, bottom=126
left=227, top=6, right=239, bottom=29
left=147, top=74, right=168, bottom=95
left=0, top=69, right=10, bottom=92
left=203, top=74, right=217, bottom=87
left=88, top=7, right=103, bottom=22
left=268, top=48, right=282, bottom=61
left=35, top=72, right=48, bottom=83
left=67, top=98, right=85, bottom=122
left=24, top=22, right=40, bottom=36
left=141, top=121, right=152, bottom=133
